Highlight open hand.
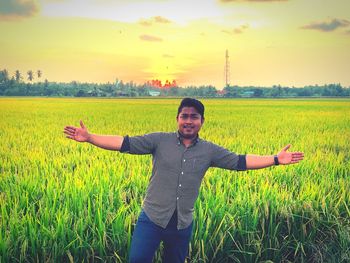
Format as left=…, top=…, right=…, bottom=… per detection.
left=277, top=144, right=304, bottom=165
left=64, top=120, right=90, bottom=142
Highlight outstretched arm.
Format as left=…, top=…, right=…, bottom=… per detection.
left=63, top=120, right=124, bottom=151
left=246, top=144, right=304, bottom=169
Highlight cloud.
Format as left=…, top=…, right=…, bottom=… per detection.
left=0, top=0, right=39, bottom=20
left=222, top=24, right=249, bottom=35
left=301, top=18, right=350, bottom=32
left=138, top=16, right=172, bottom=26
left=153, top=16, right=171, bottom=24
left=139, top=34, right=163, bottom=42
left=139, top=19, right=152, bottom=26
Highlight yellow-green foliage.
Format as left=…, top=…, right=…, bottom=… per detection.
left=0, top=98, right=349, bottom=262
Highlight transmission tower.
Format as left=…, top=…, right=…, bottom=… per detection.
left=224, top=49, right=230, bottom=87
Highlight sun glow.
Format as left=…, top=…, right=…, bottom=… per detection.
left=1, top=0, right=350, bottom=87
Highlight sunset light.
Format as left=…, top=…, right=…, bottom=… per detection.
left=1, top=0, right=350, bottom=88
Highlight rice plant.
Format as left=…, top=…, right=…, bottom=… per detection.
left=0, top=98, right=349, bottom=262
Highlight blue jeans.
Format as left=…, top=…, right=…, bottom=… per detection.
left=129, top=209, right=193, bottom=263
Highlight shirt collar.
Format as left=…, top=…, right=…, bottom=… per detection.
left=176, top=130, right=200, bottom=146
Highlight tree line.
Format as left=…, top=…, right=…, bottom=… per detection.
left=1, top=69, right=349, bottom=97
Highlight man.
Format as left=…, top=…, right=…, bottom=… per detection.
left=64, top=98, right=304, bottom=263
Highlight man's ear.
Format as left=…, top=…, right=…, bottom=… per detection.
left=201, top=117, right=205, bottom=124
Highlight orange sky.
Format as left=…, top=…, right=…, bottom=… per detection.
left=1, top=0, right=350, bottom=88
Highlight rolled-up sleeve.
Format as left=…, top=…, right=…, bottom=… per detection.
left=120, top=133, right=161, bottom=155
left=210, top=143, right=246, bottom=171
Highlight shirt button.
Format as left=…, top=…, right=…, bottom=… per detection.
left=183, top=159, right=186, bottom=162
left=181, top=171, right=184, bottom=175
left=176, top=197, right=179, bottom=200
left=179, top=184, right=182, bottom=187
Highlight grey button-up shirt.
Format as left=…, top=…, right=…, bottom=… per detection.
left=120, top=132, right=246, bottom=230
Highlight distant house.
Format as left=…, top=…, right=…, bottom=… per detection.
left=149, top=90, right=161, bottom=96
left=216, top=89, right=226, bottom=97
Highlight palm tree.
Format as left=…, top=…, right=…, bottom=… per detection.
left=1, top=69, right=9, bottom=83
left=15, top=70, right=22, bottom=82
left=37, top=70, right=42, bottom=79
left=27, top=70, right=34, bottom=82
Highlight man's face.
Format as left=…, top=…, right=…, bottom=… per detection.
left=177, top=107, right=204, bottom=139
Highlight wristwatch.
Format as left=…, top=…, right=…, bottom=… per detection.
left=274, top=155, right=279, bottom=165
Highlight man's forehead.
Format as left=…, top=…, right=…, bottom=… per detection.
left=179, top=107, right=199, bottom=114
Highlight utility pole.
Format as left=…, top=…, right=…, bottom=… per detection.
left=224, top=49, right=230, bottom=88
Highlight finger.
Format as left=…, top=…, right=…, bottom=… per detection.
left=80, top=120, right=85, bottom=129
left=64, top=127, right=76, bottom=133
left=292, top=153, right=304, bottom=157
left=292, top=151, right=304, bottom=155
left=293, top=154, right=304, bottom=158
left=66, top=135, right=74, bottom=140
left=63, top=130, right=74, bottom=136
left=292, top=157, right=304, bottom=162
left=291, top=157, right=304, bottom=162
left=282, top=144, right=291, bottom=152
left=293, top=155, right=304, bottom=159
left=65, top=125, right=77, bottom=130
left=63, top=128, right=76, bottom=134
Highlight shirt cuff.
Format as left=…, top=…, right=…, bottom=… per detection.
left=237, top=155, right=247, bottom=171
left=120, top=135, right=130, bottom=152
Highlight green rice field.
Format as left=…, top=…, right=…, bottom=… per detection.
left=0, top=98, right=349, bottom=262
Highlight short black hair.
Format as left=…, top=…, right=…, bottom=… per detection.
left=177, top=98, right=205, bottom=119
